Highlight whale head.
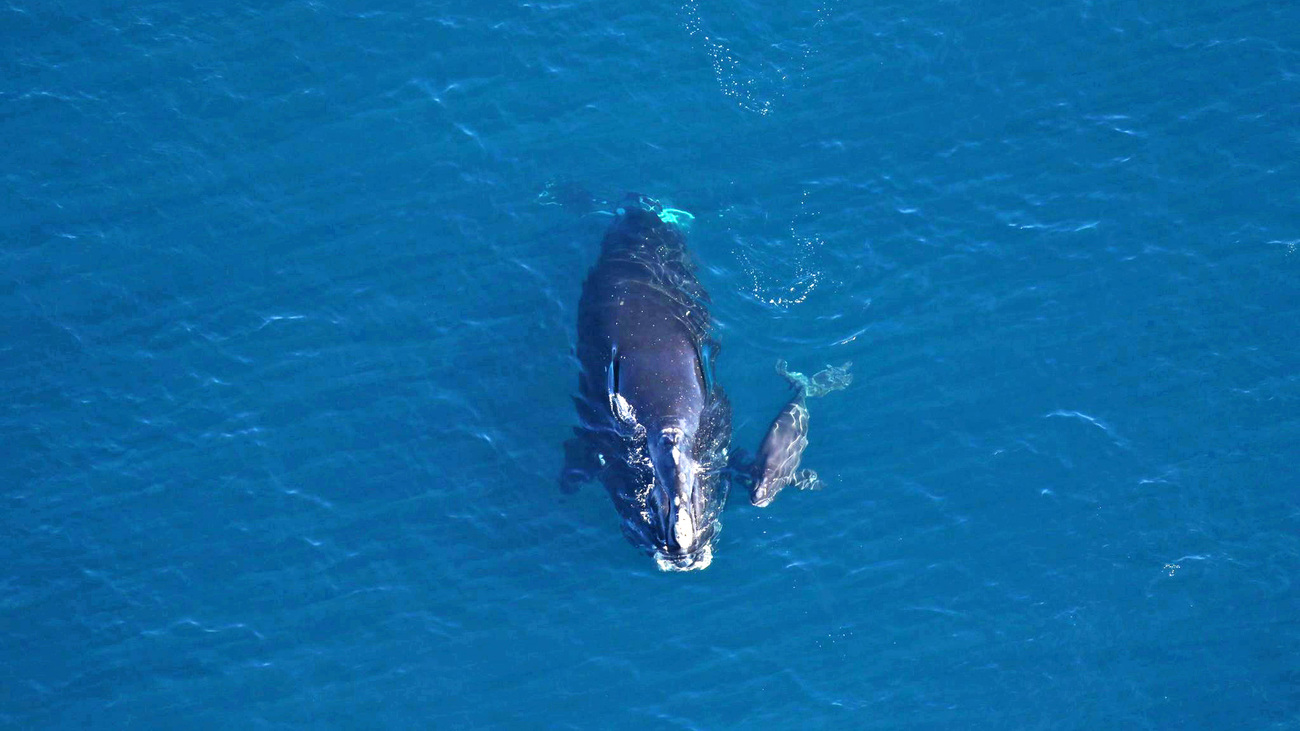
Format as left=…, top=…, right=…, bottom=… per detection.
left=614, top=423, right=722, bottom=572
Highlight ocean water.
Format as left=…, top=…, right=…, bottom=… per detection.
left=3, top=0, right=1298, bottom=728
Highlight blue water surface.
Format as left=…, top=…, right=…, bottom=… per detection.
left=3, top=0, right=1298, bottom=728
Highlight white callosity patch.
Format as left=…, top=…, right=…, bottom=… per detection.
left=654, top=543, right=713, bottom=572
left=664, top=425, right=700, bottom=549
left=673, top=506, right=696, bottom=551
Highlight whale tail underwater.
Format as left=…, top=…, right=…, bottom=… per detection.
left=560, top=192, right=851, bottom=571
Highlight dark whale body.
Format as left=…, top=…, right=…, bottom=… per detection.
left=562, top=205, right=731, bottom=571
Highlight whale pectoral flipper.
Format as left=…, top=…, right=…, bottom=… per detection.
left=725, top=447, right=756, bottom=491
left=560, top=434, right=602, bottom=494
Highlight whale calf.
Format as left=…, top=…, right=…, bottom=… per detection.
left=561, top=195, right=849, bottom=571
left=748, top=360, right=853, bottom=508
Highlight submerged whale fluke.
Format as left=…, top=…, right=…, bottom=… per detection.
left=775, top=360, right=853, bottom=399
left=749, top=360, right=853, bottom=508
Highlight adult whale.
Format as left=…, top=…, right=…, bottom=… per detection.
left=561, top=196, right=850, bottom=571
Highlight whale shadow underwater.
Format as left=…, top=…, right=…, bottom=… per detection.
left=560, top=195, right=851, bottom=571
